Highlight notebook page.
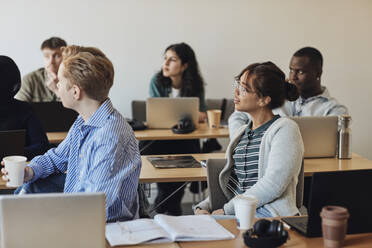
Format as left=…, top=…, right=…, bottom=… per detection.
left=154, top=214, right=235, bottom=241
left=106, top=218, right=172, bottom=246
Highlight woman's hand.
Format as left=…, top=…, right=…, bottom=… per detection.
left=195, top=208, right=210, bottom=215
left=198, top=112, right=207, bottom=123
left=211, top=209, right=225, bottom=215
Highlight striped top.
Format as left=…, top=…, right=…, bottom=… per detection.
left=227, top=115, right=280, bottom=195
left=29, top=99, right=141, bottom=222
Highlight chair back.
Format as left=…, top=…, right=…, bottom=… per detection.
left=206, top=98, right=234, bottom=124
left=0, top=130, right=25, bottom=159
left=206, top=99, right=222, bottom=110
left=131, top=100, right=146, bottom=122
left=296, top=159, right=304, bottom=210
left=222, top=99, right=234, bottom=123
left=206, top=158, right=228, bottom=211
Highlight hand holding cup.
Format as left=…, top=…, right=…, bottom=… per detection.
left=1, top=157, right=34, bottom=187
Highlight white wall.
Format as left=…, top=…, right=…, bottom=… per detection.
left=1, top=0, right=372, bottom=159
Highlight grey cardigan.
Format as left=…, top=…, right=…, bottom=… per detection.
left=196, top=117, right=304, bottom=217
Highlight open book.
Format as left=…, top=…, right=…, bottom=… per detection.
left=147, top=155, right=201, bottom=168
left=106, top=214, right=235, bottom=246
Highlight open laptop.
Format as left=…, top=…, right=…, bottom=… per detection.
left=146, top=97, right=199, bottom=129
left=0, top=130, right=25, bottom=159
left=290, top=116, right=338, bottom=158
left=282, top=169, right=372, bottom=237
left=30, top=102, right=78, bottom=132
left=0, top=192, right=106, bottom=248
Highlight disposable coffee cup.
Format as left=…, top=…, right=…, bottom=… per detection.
left=320, top=206, right=349, bottom=248
left=3, top=156, right=27, bottom=187
left=234, top=195, right=258, bottom=230
left=207, top=109, right=222, bottom=129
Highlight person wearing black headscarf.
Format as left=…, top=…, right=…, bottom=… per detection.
left=0, top=55, right=49, bottom=160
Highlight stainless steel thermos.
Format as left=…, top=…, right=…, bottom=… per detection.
left=338, top=115, right=352, bottom=159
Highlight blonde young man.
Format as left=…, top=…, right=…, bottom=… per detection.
left=3, top=45, right=141, bottom=222
left=15, top=37, right=66, bottom=102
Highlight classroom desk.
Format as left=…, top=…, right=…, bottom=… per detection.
left=104, top=218, right=372, bottom=248
left=47, top=123, right=229, bottom=144
left=178, top=219, right=372, bottom=248
left=46, top=132, right=66, bottom=144
left=303, top=153, right=372, bottom=176
left=139, top=153, right=372, bottom=183
left=1, top=153, right=372, bottom=189
left=134, top=123, right=229, bottom=141
left=139, top=153, right=225, bottom=183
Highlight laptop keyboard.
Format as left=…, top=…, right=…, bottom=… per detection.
left=282, top=216, right=308, bottom=232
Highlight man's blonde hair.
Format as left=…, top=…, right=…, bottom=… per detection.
left=61, top=45, right=114, bottom=102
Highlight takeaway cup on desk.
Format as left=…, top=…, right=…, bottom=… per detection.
left=3, top=155, right=27, bottom=187
left=207, top=109, right=222, bottom=129
left=320, top=206, right=349, bottom=248
left=234, top=195, right=258, bottom=230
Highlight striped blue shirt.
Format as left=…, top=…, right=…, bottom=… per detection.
left=227, top=115, right=280, bottom=195
left=29, top=99, right=141, bottom=222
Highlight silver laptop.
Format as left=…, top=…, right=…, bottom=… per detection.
left=290, top=116, right=338, bottom=158
left=0, top=193, right=106, bottom=248
left=146, top=97, right=199, bottom=128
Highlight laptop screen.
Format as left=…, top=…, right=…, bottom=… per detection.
left=290, top=116, right=338, bottom=158
left=30, top=102, right=78, bottom=132
left=146, top=97, right=199, bottom=129
left=306, top=169, right=372, bottom=237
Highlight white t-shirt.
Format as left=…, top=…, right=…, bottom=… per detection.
left=169, top=88, right=180, bottom=98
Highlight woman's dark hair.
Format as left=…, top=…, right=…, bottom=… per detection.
left=0, top=55, right=21, bottom=103
left=236, top=61, right=299, bottom=109
left=156, top=42, right=205, bottom=97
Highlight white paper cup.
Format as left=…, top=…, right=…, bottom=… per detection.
left=234, top=195, right=258, bottom=230
left=3, top=156, right=27, bottom=187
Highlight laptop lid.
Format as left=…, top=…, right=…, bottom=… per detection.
left=0, top=130, right=25, bottom=159
left=307, top=169, right=372, bottom=236
left=285, top=169, right=372, bottom=237
left=147, top=155, right=201, bottom=168
left=290, top=116, right=338, bottom=158
left=146, top=97, right=199, bottom=129
left=0, top=192, right=106, bottom=248
left=30, top=102, right=78, bottom=132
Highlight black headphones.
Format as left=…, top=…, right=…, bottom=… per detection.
left=243, top=219, right=289, bottom=248
left=172, top=116, right=195, bottom=134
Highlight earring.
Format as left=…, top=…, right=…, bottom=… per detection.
left=316, top=77, right=320, bottom=81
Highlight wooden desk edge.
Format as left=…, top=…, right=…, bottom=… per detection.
left=47, top=126, right=229, bottom=143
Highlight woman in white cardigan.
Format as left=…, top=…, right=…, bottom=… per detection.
left=195, top=62, right=304, bottom=217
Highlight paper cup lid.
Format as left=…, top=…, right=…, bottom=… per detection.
left=320, top=206, right=350, bottom=220
left=3, top=156, right=27, bottom=163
